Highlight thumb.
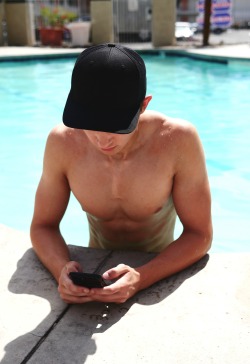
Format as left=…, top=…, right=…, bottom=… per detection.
left=103, top=264, right=128, bottom=280
left=66, top=260, right=83, bottom=273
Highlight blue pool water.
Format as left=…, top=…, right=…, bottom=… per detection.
left=0, top=55, right=249, bottom=252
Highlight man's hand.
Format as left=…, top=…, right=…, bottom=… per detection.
left=58, top=261, right=91, bottom=304
left=91, top=264, right=141, bottom=303
left=58, top=263, right=141, bottom=304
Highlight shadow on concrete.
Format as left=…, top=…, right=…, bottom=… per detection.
left=2, top=248, right=68, bottom=363
left=3, top=248, right=209, bottom=364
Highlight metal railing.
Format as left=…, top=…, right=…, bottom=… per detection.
left=113, top=0, right=152, bottom=43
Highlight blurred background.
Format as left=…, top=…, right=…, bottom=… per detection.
left=0, top=1, right=249, bottom=48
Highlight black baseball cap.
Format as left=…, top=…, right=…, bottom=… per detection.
left=63, top=43, right=146, bottom=134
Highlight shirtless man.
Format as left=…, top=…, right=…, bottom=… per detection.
left=30, top=43, right=212, bottom=304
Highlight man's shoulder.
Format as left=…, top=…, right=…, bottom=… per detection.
left=165, top=117, right=201, bottom=150
left=167, top=117, right=198, bottom=135
left=143, top=110, right=197, bottom=137
left=143, top=112, right=202, bottom=162
left=47, top=123, right=84, bottom=146
left=44, top=124, right=86, bottom=170
left=48, top=123, right=71, bottom=139
left=44, top=124, right=86, bottom=161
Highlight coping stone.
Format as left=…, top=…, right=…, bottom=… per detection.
left=0, top=224, right=249, bottom=363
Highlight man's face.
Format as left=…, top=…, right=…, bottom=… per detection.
left=82, top=96, right=152, bottom=156
left=83, top=129, right=136, bottom=155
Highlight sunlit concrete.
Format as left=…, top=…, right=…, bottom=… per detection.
left=0, top=224, right=249, bottom=364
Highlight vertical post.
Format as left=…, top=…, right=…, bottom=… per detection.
left=90, top=0, right=114, bottom=45
left=152, top=0, right=176, bottom=47
left=5, top=0, right=35, bottom=46
left=0, top=0, right=4, bottom=45
left=203, top=0, right=212, bottom=46
left=181, top=0, right=188, bottom=22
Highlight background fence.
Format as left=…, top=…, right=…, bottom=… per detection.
left=34, top=0, right=250, bottom=41
left=2, top=0, right=249, bottom=46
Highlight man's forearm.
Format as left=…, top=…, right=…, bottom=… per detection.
left=136, top=230, right=212, bottom=291
left=30, top=225, right=71, bottom=282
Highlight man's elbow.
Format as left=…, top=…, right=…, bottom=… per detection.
left=200, top=223, right=213, bottom=256
left=30, top=221, right=42, bottom=249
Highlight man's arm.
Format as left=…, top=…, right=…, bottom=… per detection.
left=30, top=127, right=74, bottom=282
left=134, top=122, right=212, bottom=290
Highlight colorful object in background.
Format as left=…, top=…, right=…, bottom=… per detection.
left=39, top=28, right=64, bottom=46
left=40, top=6, right=77, bottom=29
left=39, top=6, right=77, bottom=46
left=196, top=0, right=232, bottom=32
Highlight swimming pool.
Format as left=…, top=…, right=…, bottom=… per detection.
left=0, top=55, right=249, bottom=252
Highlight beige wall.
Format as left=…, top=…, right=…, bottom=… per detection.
left=152, top=0, right=176, bottom=47
left=90, top=0, right=114, bottom=45
left=5, top=3, right=35, bottom=46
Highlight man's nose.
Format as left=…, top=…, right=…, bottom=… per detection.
left=96, top=132, right=113, bottom=146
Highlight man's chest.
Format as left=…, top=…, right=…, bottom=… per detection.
left=66, top=155, right=174, bottom=221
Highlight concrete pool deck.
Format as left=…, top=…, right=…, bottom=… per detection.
left=0, top=223, right=250, bottom=363
left=0, top=43, right=250, bottom=63
left=0, top=44, right=250, bottom=363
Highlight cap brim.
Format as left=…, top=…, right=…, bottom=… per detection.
left=62, top=92, right=141, bottom=134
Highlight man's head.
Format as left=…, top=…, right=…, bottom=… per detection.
left=63, top=43, right=147, bottom=134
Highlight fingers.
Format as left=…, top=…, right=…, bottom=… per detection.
left=64, top=260, right=83, bottom=274
left=60, top=292, right=93, bottom=304
left=58, top=263, right=141, bottom=304
left=58, top=280, right=91, bottom=303
left=89, top=285, right=129, bottom=304
left=89, top=265, right=141, bottom=303
left=58, top=261, right=93, bottom=304
left=59, top=261, right=86, bottom=293
left=102, top=263, right=129, bottom=280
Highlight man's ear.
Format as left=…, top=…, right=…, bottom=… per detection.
left=140, top=95, right=152, bottom=114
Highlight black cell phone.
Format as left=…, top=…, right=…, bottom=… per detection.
left=69, top=272, right=108, bottom=288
